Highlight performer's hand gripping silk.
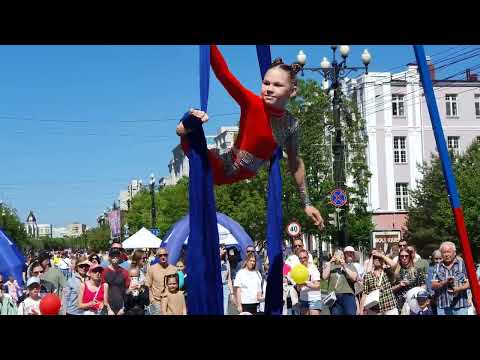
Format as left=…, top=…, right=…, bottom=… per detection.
left=177, top=44, right=324, bottom=230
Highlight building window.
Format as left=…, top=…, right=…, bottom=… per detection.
left=393, top=136, right=407, bottom=164
left=445, top=94, right=458, bottom=116
left=396, top=183, right=409, bottom=211
left=475, top=95, right=480, bottom=116
left=392, top=95, right=405, bottom=117
left=447, top=136, right=460, bottom=152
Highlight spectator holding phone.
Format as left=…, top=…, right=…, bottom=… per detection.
left=322, top=249, right=358, bottom=315
left=432, top=241, right=470, bottom=315
left=391, top=247, right=426, bottom=313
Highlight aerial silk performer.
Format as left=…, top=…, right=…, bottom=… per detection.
left=178, top=45, right=325, bottom=314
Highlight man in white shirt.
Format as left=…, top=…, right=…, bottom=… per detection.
left=297, top=249, right=322, bottom=315
left=285, top=238, right=314, bottom=269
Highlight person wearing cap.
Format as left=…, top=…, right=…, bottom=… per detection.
left=102, top=248, right=130, bottom=315
left=344, top=246, right=364, bottom=315
left=145, top=248, right=177, bottom=315
left=409, top=290, right=433, bottom=315
left=322, top=249, right=358, bottom=315
left=17, top=277, right=42, bottom=315
left=37, top=250, right=66, bottom=297
left=78, top=263, right=107, bottom=315
left=63, top=256, right=90, bottom=315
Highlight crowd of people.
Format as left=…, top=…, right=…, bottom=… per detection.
left=1, top=238, right=480, bottom=315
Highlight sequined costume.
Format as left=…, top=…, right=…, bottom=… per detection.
left=180, top=45, right=310, bottom=205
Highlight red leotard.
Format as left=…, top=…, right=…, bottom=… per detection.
left=181, top=44, right=285, bottom=185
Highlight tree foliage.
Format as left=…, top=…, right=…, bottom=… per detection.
left=0, top=205, right=29, bottom=251
left=405, top=142, right=480, bottom=259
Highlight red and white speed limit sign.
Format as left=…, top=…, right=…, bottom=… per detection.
left=286, top=221, right=301, bottom=237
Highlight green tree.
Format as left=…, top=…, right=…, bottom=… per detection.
left=85, top=224, right=111, bottom=251
left=405, top=142, right=480, bottom=259
left=0, top=204, right=29, bottom=251
left=125, top=177, right=189, bottom=237
left=288, top=79, right=373, bottom=249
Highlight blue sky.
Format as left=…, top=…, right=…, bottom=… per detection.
left=0, top=45, right=477, bottom=228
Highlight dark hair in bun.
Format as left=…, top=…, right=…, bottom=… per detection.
left=267, top=57, right=301, bottom=85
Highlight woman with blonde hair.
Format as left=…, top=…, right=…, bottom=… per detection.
left=63, top=256, right=90, bottom=315
left=391, top=247, right=426, bottom=313
left=233, top=253, right=263, bottom=314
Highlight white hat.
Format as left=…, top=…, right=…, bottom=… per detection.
left=344, top=246, right=356, bottom=252
left=27, top=277, right=40, bottom=287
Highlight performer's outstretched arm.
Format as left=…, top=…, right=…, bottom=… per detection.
left=210, top=44, right=254, bottom=108
left=285, top=129, right=324, bottom=229
left=287, top=153, right=324, bottom=230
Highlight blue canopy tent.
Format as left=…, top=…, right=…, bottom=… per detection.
left=0, top=229, right=26, bottom=286
left=161, top=212, right=254, bottom=265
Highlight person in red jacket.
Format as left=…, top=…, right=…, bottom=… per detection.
left=177, top=44, right=324, bottom=229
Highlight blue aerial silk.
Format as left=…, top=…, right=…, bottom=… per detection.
left=0, top=229, right=25, bottom=286
left=184, top=45, right=223, bottom=315
left=184, top=45, right=282, bottom=315
left=256, top=45, right=284, bottom=315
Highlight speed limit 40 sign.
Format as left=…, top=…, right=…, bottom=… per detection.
left=286, top=221, right=302, bottom=237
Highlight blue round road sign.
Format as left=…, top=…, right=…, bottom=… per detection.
left=330, top=189, right=347, bottom=207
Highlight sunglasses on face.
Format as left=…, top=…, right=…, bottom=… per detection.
left=91, top=268, right=103, bottom=274
left=158, top=254, right=168, bottom=258
left=79, top=264, right=90, bottom=269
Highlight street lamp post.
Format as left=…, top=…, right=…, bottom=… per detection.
left=150, top=173, right=156, bottom=229
left=297, top=46, right=372, bottom=248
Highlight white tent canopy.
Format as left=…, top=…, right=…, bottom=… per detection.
left=122, top=227, right=162, bottom=249
left=163, top=223, right=238, bottom=246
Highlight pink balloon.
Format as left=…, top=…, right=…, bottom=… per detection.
left=282, top=263, right=291, bottom=275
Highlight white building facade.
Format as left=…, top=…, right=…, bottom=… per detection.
left=161, top=126, right=239, bottom=186
left=348, top=61, right=480, bottom=238
left=118, top=179, right=143, bottom=211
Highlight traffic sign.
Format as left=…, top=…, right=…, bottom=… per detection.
left=150, top=228, right=160, bottom=236
left=286, top=221, right=302, bottom=237
left=330, top=188, right=348, bottom=207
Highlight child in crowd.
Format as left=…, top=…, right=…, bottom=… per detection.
left=124, top=267, right=149, bottom=315
left=5, top=275, right=22, bottom=303
left=161, top=273, right=187, bottom=315
left=410, top=290, right=433, bottom=315
left=17, top=277, right=42, bottom=315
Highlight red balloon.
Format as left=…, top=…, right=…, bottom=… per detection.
left=39, top=294, right=61, bottom=315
